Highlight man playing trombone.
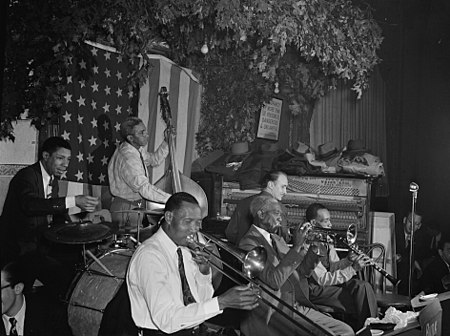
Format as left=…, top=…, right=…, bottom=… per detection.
left=305, top=203, right=377, bottom=330
left=127, top=192, right=260, bottom=336
left=239, top=195, right=355, bottom=336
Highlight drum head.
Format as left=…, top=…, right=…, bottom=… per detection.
left=67, top=249, right=133, bottom=336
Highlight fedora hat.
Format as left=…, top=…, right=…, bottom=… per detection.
left=231, top=141, right=251, bottom=155
left=317, top=142, right=338, bottom=160
left=344, top=139, right=368, bottom=154
left=292, top=141, right=310, bottom=155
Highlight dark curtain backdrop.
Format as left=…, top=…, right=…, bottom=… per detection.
left=377, top=0, right=450, bottom=233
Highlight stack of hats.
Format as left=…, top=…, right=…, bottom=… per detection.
left=316, top=142, right=341, bottom=167
left=341, top=139, right=370, bottom=159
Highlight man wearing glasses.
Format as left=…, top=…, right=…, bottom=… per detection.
left=1, top=261, right=71, bottom=335
left=108, top=117, right=171, bottom=229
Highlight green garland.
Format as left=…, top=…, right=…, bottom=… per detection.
left=2, top=0, right=383, bottom=153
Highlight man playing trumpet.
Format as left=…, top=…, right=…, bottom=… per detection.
left=239, top=195, right=355, bottom=336
left=305, top=203, right=378, bottom=330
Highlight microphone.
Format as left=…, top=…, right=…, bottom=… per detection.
left=409, top=182, right=419, bottom=192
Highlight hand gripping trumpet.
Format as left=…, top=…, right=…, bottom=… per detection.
left=187, top=231, right=334, bottom=336
left=307, top=223, right=400, bottom=287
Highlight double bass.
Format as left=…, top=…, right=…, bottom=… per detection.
left=155, top=87, right=209, bottom=218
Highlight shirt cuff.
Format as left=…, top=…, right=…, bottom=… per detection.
left=66, top=196, right=76, bottom=208
left=206, top=297, right=221, bottom=314
left=345, top=266, right=357, bottom=278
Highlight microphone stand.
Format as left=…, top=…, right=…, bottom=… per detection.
left=408, top=182, right=419, bottom=298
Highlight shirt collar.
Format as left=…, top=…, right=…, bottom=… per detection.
left=40, top=161, right=52, bottom=183
left=121, top=140, right=143, bottom=155
left=156, top=226, right=180, bottom=259
left=2, top=295, right=26, bottom=332
left=253, top=225, right=273, bottom=246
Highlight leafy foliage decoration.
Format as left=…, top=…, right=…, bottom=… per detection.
left=2, top=0, right=383, bottom=154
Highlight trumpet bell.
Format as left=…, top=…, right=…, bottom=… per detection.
left=243, top=246, right=267, bottom=278
left=347, top=223, right=358, bottom=245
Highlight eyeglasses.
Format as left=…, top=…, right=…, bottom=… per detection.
left=134, top=130, right=148, bottom=136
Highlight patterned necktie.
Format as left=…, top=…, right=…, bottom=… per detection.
left=139, top=152, right=148, bottom=177
left=177, top=248, right=196, bottom=305
left=47, top=176, right=54, bottom=199
left=9, top=317, right=18, bottom=336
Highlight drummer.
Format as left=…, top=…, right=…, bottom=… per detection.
left=108, top=117, right=171, bottom=230
left=0, top=136, right=99, bottom=295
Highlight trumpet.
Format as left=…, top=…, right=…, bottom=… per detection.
left=305, top=223, right=400, bottom=287
left=186, top=231, right=333, bottom=336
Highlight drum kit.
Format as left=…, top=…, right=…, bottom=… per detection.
left=44, top=207, right=163, bottom=336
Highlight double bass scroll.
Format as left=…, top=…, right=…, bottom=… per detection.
left=155, top=87, right=209, bottom=218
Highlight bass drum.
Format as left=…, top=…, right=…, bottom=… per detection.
left=67, top=249, right=133, bottom=336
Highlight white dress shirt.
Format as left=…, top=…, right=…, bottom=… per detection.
left=2, top=296, right=26, bottom=335
left=108, top=141, right=170, bottom=202
left=39, top=162, right=75, bottom=208
left=311, top=244, right=356, bottom=286
left=127, top=227, right=221, bottom=333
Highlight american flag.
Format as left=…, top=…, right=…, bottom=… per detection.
left=57, top=43, right=202, bottom=212
left=59, top=43, right=138, bottom=187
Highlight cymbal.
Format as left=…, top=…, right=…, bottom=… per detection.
left=112, top=207, right=164, bottom=215
left=45, top=221, right=112, bottom=244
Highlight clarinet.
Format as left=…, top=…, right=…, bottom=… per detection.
left=337, top=236, right=400, bottom=287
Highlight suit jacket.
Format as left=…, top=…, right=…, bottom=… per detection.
left=0, top=162, right=67, bottom=263
left=395, top=223, right=437, bottom=266
left=238, top=225, right=319, bottom=336
left=225, top=191, right=289, bottom=245
left=1, top=292, right=72, bottom=336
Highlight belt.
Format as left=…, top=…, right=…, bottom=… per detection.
left=113, top=196, right=144, bottom=207
left=141, top=324, right=206, bottom=336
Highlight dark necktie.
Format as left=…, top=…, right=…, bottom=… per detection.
left=177, top=248, right=196, bottom=305
left=47, top=176, right=55, bottom=225
left=139, top=152, right=148, bottom=177
left=9, top=317, right=18, bottom=336
left=270, top=234, right=280, bottom=258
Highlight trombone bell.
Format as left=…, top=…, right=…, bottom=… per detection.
left=186, top=231, right=267, bottom=279
left=243, top=246, right=267, bottom=278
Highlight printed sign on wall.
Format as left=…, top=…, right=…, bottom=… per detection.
left=256, top=98, right=282, bottom=141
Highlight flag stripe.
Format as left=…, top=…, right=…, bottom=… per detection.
left=184, top=81, right=201, bottom=174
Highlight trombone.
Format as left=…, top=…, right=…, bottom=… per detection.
left=187, top=231, right=333, bottom=336
left=306, top=224, right=400, bottom=287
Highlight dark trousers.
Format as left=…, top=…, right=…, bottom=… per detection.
left=309, top=278, right=378, bottom=330
left=142, top=324, right=209, bottom=336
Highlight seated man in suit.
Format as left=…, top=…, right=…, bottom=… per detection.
left=127, top=192, right=260, bottom=335
left=239, top=195, right=354, bottom=336
left=0, top=136, right=98, bottom=295
left=225, top=171, right=290, bottom=245
left=395, top=210, right=441, bottom=296
left=420, top=234, right=450, bottom=294
left=1, top=261, right=72, bottom=336
left=305, top=203, right=377, bottom=330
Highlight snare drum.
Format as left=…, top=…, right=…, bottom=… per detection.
left=66, top=249, right=133, bottom=336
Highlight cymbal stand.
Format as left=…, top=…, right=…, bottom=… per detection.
left=82, top=243, right=87, bottom=268
left=137, top=211, right=141, bottom=245
left=85, top=250, right=119, bottom=283
left=408, top=182, right=419, bottom=298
